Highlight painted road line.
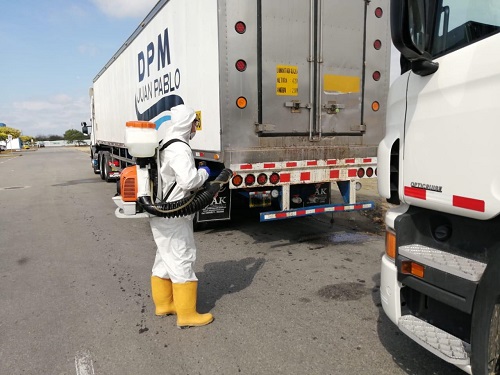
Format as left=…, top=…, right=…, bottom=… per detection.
left=75, top=350, right=95, bottom=375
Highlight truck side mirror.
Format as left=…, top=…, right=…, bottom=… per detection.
left=391, top=0, right=438, bottom=76
left=81, top=121, right=89, bottom=135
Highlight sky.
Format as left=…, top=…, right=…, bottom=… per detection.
left=0, top=0, right=158, bottom=137
left=0, top=0, right=400, bottom=138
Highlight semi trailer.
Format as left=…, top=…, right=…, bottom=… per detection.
left=83, top=0, right=391, bottom=223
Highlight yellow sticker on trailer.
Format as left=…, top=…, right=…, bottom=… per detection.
left=276, top=65, right=298, bottom=96
left=323, top=74, right=360, bottom=94
left=195, top=111, right=202, bottom=131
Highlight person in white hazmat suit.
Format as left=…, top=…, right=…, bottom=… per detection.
left=149, top=104, right=213, bottom=328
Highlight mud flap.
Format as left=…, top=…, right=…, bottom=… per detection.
left=196, top=184, right=231, bottom=222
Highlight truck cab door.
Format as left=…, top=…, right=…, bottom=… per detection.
left=399, top=0, right=500, bottom=219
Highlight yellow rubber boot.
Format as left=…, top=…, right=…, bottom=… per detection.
left=151, top=276, right=176, bottom=316
left=172, top=281, right=213, bottom=328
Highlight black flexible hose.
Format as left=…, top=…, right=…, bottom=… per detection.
left=137, top=168, right=232, bottom=218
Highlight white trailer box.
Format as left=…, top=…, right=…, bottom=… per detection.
left=84, top=0, right=391, bottom=222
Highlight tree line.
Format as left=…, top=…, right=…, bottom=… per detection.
left=0, top=127, right=89, bottom=145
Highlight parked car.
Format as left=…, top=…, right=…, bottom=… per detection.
left=0, top=145, right=6, bottom=152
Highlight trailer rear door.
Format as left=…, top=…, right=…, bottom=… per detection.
left=259, top=0, right=367, bottom=138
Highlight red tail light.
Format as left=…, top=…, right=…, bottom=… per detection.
left=269, top=173, right=280, bottom=185
left=257, top=173, right=268, bottom=185
left=236, top=59, right=247, bottom=72
left=366, top=167, right=374, bottom=177
left=235, top=21, right=246, bottom=34
left=112, top=160, right=120, bottom=167
left=357, top=168, right=365, bottom=178
left=245, top=174, right=255, bottom=186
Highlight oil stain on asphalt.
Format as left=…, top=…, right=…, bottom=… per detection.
left=317, top=282, right=370, bottom=301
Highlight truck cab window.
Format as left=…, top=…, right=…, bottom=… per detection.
left=431, top=0, right=500, bottom=57
left=408, top=0, right=427, bottom=52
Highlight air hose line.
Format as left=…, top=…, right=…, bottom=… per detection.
left=137, top=168, right=232, bottom=218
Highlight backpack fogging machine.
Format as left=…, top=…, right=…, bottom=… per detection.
left=112, top=121, right=232, bottom=219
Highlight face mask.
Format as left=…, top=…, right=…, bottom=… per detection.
left=189, top=131, right=196, bottom=140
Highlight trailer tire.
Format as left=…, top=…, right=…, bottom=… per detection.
left=471, top=251, right=500, bottom=375
left=99, top=152, right=106, bottom=180
left=103, top=153, right=114, bottom=183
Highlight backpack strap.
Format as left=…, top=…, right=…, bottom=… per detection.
left=158, top=138, right=191, bottom=202
left=159, top=138, right=189, bottom=152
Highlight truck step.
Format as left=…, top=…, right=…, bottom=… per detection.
left=398, top=315, right=470, bottom=366
left=399, top=244, right=486, bottom=282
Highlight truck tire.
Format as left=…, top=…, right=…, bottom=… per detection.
left=93, top=158, right=100, bottom=174
left=471, top=251, right=500, bottom=374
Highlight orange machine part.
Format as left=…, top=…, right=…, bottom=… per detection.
left=120, top=166, right=138, bottom=202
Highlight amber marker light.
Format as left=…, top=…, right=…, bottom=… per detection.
left=372, top=101, right=380, bottom=112
left=402, top=261, right=425, bottom=279
left=232, top=175, right=243, bottom=187
left=236, top=96, right=247, bottom=109
left=385, top=231, right=396, bottom=260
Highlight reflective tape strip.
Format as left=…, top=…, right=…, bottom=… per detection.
left=280, top=173, right=291, bottom=183
left=330, top=170, right=340, bottom=179
left=453, top=195, right=485, bottom=212
left=261, top=202, right=374, bottom=221
left=404, top=186, right=485, bottom=213
left=233, top=157, right=377, bottom=171
left=404, top=186, right=427, bottom=200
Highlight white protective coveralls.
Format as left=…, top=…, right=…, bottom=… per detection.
left=149, top=105, right=209, bottom=283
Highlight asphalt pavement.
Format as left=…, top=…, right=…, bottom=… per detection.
left=0, top=148, right=464, bottom=375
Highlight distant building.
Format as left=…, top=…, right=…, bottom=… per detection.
left=0, top=123, right=6, bottom=127
left=0, top=138, right=22, bottom=150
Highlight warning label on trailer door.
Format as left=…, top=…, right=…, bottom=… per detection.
left=276, top=65, right=298, bottom=96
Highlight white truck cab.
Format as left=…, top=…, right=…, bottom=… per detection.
left=378, top=1, right=500, bottom=373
